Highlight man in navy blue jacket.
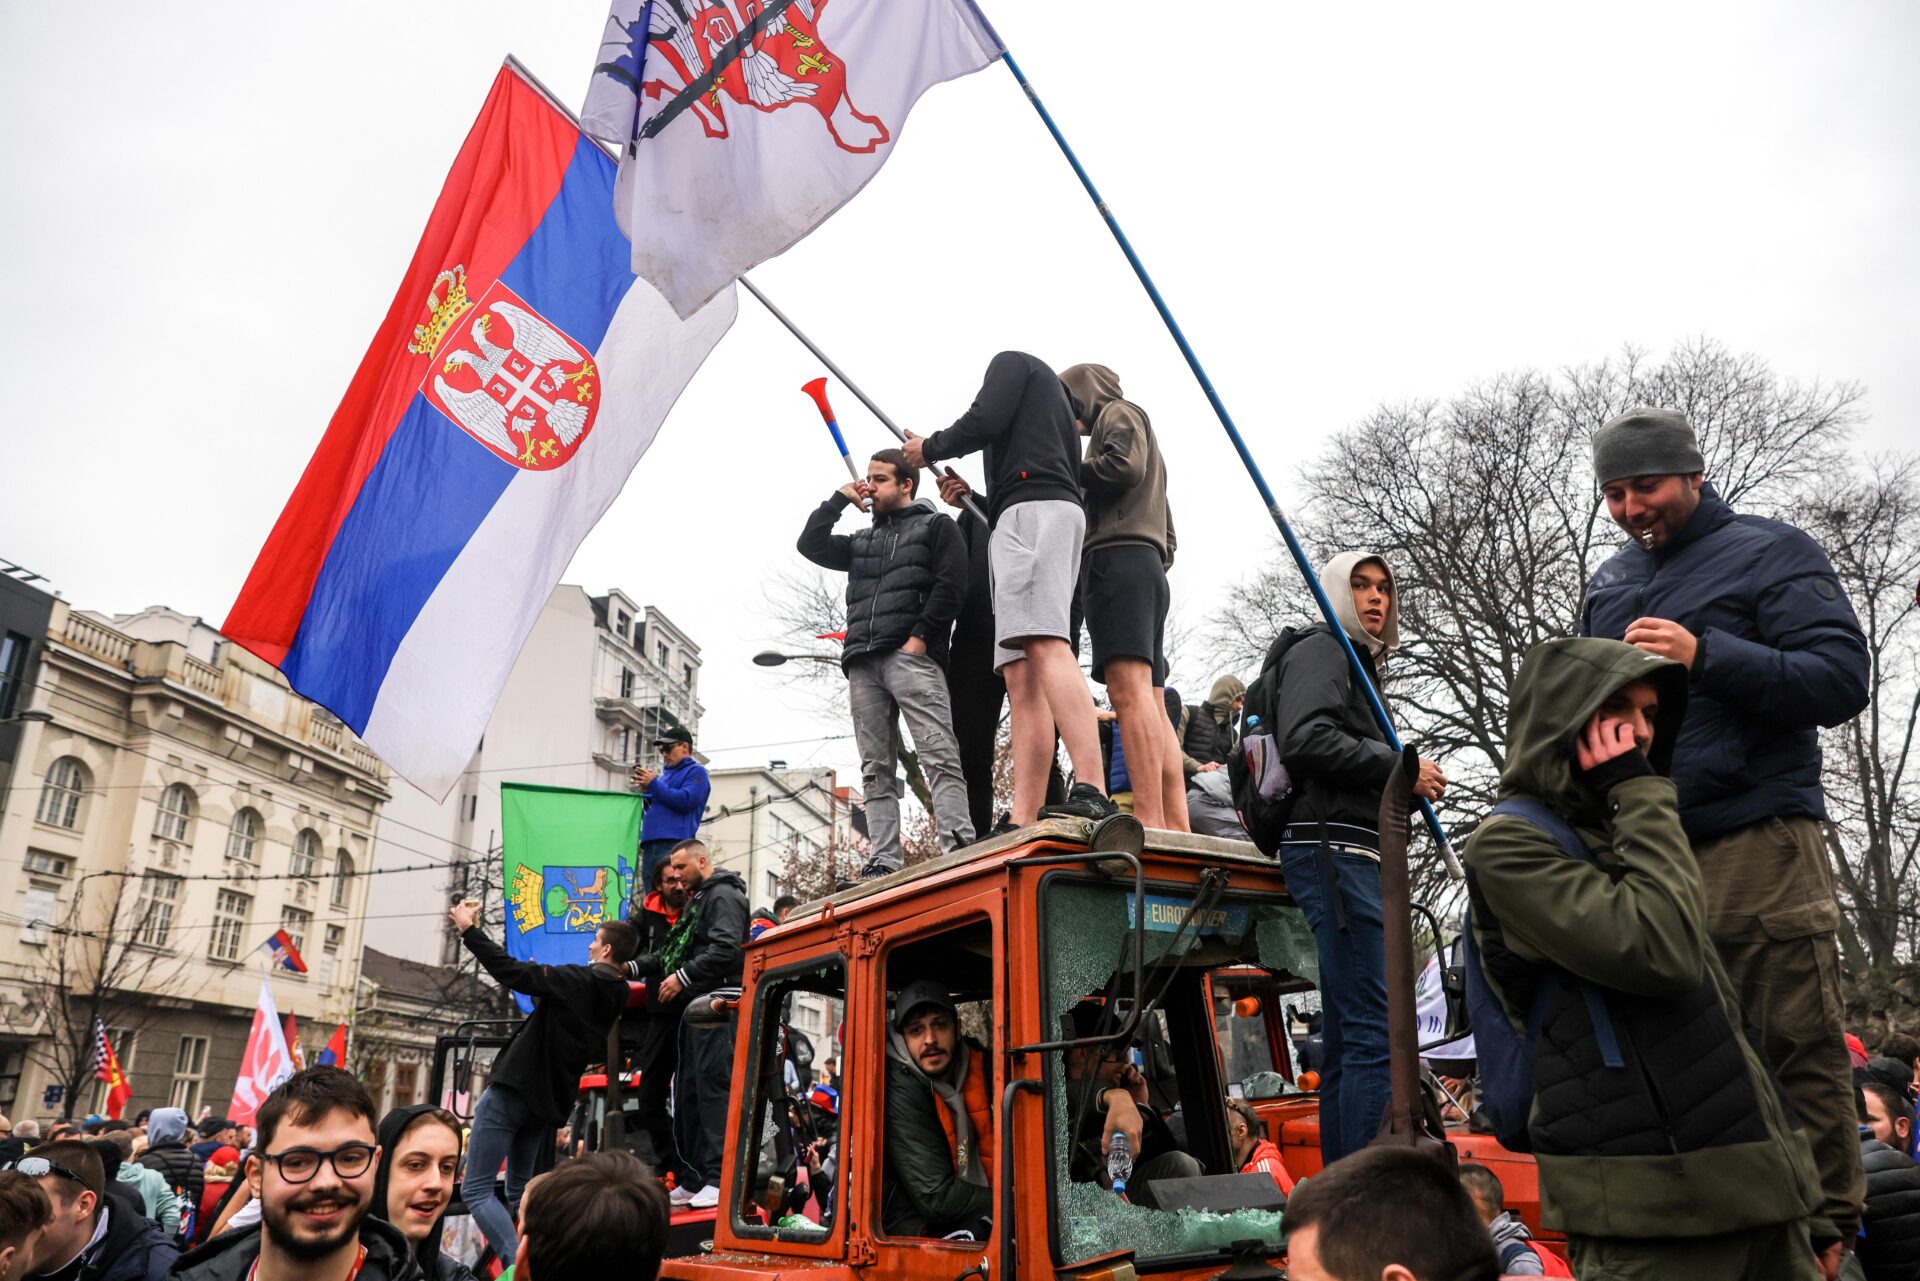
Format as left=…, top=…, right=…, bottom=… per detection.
left=1579, top=406, right=1870, bottom=1271
left=632, top=726, right=710, bottom=891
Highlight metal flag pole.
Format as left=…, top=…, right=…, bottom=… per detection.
left=740, top=278, right=992, bottom=526
left=997, top=51, right=1461, bottom=877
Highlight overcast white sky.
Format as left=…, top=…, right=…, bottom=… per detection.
left=4, top=1, right=1916, bottom=793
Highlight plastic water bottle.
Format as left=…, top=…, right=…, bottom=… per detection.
left=1106, top=1131, right=1134, bottom=1197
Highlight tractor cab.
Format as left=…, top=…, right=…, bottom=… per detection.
left=670, top=817, right=1321, bottom=1281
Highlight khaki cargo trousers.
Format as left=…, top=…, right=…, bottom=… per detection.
left=1694, top=815, right=1865, bottom=1245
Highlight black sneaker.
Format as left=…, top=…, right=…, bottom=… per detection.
left=1038, top=782, right=1120, bottom=822
left=835, top=857, right=900, bottom=892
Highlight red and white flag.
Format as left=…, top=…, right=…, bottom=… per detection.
left=92, top=1020, right=133, bottom=1120
left=582, top=0, right=1004, bottom=316
left=229, top=979, right=297, bottom=1124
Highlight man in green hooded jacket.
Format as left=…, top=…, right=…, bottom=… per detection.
left=1466, top=638, right=1824, bottom=1280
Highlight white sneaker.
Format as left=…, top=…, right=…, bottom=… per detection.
left=688, top=1184, right=720, bottom=1209
left=669, top=1183, right=698, bottom=1206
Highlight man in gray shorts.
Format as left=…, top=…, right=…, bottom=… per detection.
left=904, top=351, right=1117, bottom=827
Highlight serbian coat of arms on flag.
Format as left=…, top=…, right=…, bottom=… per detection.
left=583, top=0, right=1005, bottom=316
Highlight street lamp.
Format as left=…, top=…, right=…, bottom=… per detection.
left=0, top=710, right=52, bottom=726
left=752, top=651, right=839, bottom=668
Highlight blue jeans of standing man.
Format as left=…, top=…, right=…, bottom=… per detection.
left=1279, top=827, right=1390, bottom=1167
left=461, top=1083, right=545, bottom=1261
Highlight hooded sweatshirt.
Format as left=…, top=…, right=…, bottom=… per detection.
left=134, top=1108, right=201, bottom=1235
left=1059, top=364, right=1175, bottom=566
left=1181, top=676, right=1245, bottom=777
left=881, top=1033, right=992, bottom=1238
left=370, top=1106, right=477, bottom=1281
left=1464, top=637, right=1822, bottom=1242
left=1270, top=553, right=1403, bottom=832
left=922, top=351, right=1083, bottom=525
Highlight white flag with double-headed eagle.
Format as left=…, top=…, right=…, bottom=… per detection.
left=582, top=0, right=1005, bottom=318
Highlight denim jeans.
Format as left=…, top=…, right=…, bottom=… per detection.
left=848, top=649, right=975, bottom=868
left=1279, top=837, right=1390, bottom=1166
left=461, top=1084, right=546, bottom=1260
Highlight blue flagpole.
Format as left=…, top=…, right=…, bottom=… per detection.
left=998, top=52, right=1461, bottom=877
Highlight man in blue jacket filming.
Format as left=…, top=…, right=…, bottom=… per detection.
left=633, top=726, right=710, bottom=890
left=1579, top=406, right=1870, bottom=1272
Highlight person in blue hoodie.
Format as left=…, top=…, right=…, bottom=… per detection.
left=631, top=726, right=710, bottom=890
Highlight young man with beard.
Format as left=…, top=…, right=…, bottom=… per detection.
left=451, top=904, right=639, bottom=1260
left=173, top=1069, right=419, bottom=1281
left=1059, top=363, right=1186, bottom=832
left=625, top=840, right=747, bottom=1211
left=12, top=1141, right=171, bottom=1281
left=901, top=352, right=1117, bottom=827
left=1465, top=638, right=1822, bottom=1280
left=1579, top=407, right=1870, bottom=1269
left=882, top=981, right=992, bottom=1239
left=797, top=448, right=974, bottom=874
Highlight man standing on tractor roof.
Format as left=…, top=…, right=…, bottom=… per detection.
left=1465, top=637, right=1823, bottom=1280
left=1580, top=407, right=1869, bottom=1271
left=625, top=839, right=747, bottom=1212
left=797, top=447, right=975, bottom=876
left=902, top=352, right=1118, bottom=829
left=1059, top=363, right=1187, bottom=832
left=632, top=727, right=711, bottom=892
left=881, top=980, right=993, bottom=1240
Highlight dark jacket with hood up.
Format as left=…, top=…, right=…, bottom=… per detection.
left=1464, top=637, right=1822, bottom=1242
left=627, top=867, right=749, bottom=1002
left=29, top=1195, right=175, bottom=1281
left=171, top=1215, right=425, bottom=1281
left=798, top=493, right=967, bottom=671
left=458, top=927, right=630, bottom=1124
left=1579, top=484, right=1870, bottom=840
left=134, top=1108, right=201, bottom=1235
left=1059, top=363, right=1175, bottom=567
left=922, top=351, right=1083, bottom=526
left=1181, top=676, right=1245, bottom=779
left=369, top=1105, right=478, bottom=1281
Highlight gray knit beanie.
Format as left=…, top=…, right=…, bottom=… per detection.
left=1592, top=408, right=1706, bottom=485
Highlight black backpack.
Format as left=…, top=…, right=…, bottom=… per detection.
left=1229, top=627, right=1310, bottom=854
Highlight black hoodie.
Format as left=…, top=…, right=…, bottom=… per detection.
left=369, top=1107, right=477, bottom=1281
left=459, top=927, right=631, bottom=1124
left=627, top=867, right=748, bottom=1001
left=171, top=1215, right=424, bottom=1281
left=922, top=351, right=1083, bottom=525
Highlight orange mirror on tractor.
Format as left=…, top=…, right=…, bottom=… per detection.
left=1234, top=996, right=1262, bottom=1018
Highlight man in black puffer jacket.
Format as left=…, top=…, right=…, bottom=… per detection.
left=799, top=448, right=972, bottom=877
left=1858, top=1082, right=1920, bottom=1280
left=1580, top=407, right=1869, bottom=1259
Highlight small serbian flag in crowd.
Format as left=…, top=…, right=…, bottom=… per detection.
left=263, top=928, right=309, bottom=974
left=92, top=1020, right=133, bottom=1120
left=316, top=1023, right=350, bottom=1068
left=223, top=60, right=734, bottom=798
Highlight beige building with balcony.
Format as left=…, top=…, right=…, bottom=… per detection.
left=0, top=599, right=388, bottom=1122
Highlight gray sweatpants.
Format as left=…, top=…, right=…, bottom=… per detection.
left=849, top=649, right=975, bottom=869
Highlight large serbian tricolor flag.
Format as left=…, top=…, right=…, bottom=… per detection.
left=582, top=0, right=1004, bottom=316
left=225, top=61, right=734, bottom=797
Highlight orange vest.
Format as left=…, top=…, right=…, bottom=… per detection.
left=933, top=1047, right=996, bottom=1180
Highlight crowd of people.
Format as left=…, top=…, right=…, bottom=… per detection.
left=0, top=1068, right=668, bottom=1281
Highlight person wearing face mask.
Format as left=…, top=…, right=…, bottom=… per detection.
left=1465, top=638, right=1822, bottom=1281
left=368, top=1108, right=473, bottom=1281
left=1579, top=408, right=1870, bottom=1270
left=1269, top=551, right=1446, bottom=1168
left=172, top=1068, right=423, bottom=1281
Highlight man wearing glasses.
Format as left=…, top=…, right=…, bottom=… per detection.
left=5, top=1140, right=174, bottom=1281
left=172, top=1068, right=424, bottom=1281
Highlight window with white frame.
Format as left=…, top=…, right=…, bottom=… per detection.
left=620, top=667, right=635, bottom=699
left=24, top=850, right=70, bottom=878
left=332, top=850, right=354, bottom=907
left=683, top=662, right=694, bottom=688
left=765, top=870, right=782, bottom=900
left=209, top=889, right=251, bottom=961
left=35, top=757, right=87, bottom=829
left=657, top=641, right=670, bottom=668
left=137, top=872, right=183, bottom=947
left=290, top=828, right=320, bottom=880
left=281, top=906, right=311, bottom=957
left=153, top=783, right=195, bottom=842
left=226, top=808, right=261, bottom=862
left=170, top=1035, right=208, bottom=1113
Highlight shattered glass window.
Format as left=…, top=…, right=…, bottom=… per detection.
left=1041, top=877, right=1310, bottom=1265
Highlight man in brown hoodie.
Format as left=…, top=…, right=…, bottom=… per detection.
left=1060, top=363, right=1187, bottom=831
